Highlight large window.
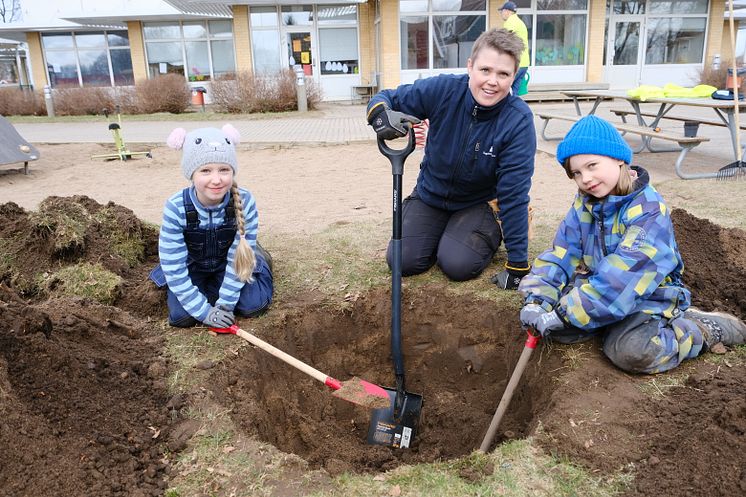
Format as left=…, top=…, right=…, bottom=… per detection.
left=143, top=20, right=235, bottom=81
left=250, top=4, right=359, bottom=76
left=535, top=0, right=587, bottom=66
left=400, top=0, right=487, bottom=70
left=43, top=31, right=133, bottom=87
left=251, top=6, right=282, bottom=74
left=645, top=0, right=707, bottom=64
left=318, top=5, right=359, bottom=75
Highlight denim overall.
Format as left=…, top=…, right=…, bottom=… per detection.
left=151, top=189, right=273, bottom=327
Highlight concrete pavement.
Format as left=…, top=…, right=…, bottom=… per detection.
left=11, top=100, right=742, bottom=165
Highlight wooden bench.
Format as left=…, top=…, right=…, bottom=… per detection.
left=536, top=111, right=710, bottom=179
left=609, top=108, right=746, bottom=131
left=523, top=83, right=611, bottom=103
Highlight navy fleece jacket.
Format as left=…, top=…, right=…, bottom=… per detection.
left=368, top=73, right=536, bottom=267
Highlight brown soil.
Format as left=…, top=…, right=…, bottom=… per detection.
left=1, top=195, right=745, bottom=496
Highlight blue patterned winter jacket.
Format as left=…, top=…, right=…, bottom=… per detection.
left=518, top=168, right=691, bottom=330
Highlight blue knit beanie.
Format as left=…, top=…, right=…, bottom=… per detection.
left=556, top=115, right=632, bottom=166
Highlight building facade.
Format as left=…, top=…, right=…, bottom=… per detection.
left=0, top=0, right=740, bottom=101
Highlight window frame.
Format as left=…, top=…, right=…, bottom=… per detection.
left=142, top=20, right=236, bottom=82
left=42, top=30, right=133, bottom=87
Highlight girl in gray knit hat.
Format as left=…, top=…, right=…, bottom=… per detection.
left=149, top=124, right=273, bottom=328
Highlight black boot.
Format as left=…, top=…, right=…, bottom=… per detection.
left=255, top=241, right=273, bottom=272
left=684, top=307, right=746, bottom=348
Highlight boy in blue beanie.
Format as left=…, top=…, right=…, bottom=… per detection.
left=518, top=115, right=745, bottom=374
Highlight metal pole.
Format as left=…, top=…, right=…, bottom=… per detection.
left=294, top=65, right=307, bottom=113
left=43, top=84, right=55, bottom=117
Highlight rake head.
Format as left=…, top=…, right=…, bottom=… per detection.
left=717, top=160, right=746, bottom=180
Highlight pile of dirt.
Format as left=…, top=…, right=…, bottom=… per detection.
left=1, top=196, right=745, bottom=496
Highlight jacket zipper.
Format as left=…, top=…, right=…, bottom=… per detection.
left=597, top=205, right=608, bottom=256
left=446, top=106, right=478, bottom=204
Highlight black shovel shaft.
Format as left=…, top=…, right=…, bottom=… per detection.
left=378, top=132, right=416, bottom=382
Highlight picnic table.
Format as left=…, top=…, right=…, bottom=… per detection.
left=541, top=89, right=743, bottom=180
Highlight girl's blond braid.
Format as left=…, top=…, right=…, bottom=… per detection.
left=231, top=182, right=256, bottom=282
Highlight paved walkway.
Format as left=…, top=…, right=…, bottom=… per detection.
left=12, top=100, right=742, bottom=164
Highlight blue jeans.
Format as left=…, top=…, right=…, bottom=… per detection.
left=159, top=254, right=274, bottom=328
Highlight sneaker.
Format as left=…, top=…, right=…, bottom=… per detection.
left=684, top=307, right=746, bottom=348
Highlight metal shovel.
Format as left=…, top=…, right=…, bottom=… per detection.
left=366, top=129, right=423, bottom=449
left=479, top=329, right=540, bottom=452
left=212, top=324, right=391, bottom=410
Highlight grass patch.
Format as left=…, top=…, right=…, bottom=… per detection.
left=308, top=438, right=629, bottom=497
left=44, top=262, right=122, bottom=304
left=30, top=202, right=90, bottom=254
left=92, top=208, right=148, bottom=267
left=637, top=372, right=688, bottom=398
left=164, top=324, right=255, bottom=392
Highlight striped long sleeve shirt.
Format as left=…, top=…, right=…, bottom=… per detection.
left=158, top=186, right=258, bottom=322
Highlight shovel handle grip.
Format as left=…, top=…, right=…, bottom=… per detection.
left=212, top=325, right=338, bottom=389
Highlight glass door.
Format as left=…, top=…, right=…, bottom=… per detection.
left=605, top=16, right=644, bottom=89
left=286, top=31, right=315, bottom=77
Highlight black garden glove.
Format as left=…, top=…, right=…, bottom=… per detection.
left=366, top=102, right=420, bottom=141
left=491, top=263, right=530, bottom=290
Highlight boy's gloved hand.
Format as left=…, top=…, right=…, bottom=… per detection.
left=367, top=102, right=420, bottom=140
left=534, top=311, right=564, bottom=337
left=491, top=264, right=530, bottom=290
left=519, top=303, right=546, bottom=329
left=205, top=306, right=235, bottom=328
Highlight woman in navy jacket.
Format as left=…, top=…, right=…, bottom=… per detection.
left=366, top=28, right=536, bottom=288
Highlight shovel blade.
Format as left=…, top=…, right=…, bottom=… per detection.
left=366, top=387, right=423, bottom=449
left=331, top=377, right=392, bottom=410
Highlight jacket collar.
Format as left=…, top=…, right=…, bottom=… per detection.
left=464, top=83, right=511, bottom=121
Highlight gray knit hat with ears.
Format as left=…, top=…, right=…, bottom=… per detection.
left=166, top=124, right=242, bottom=180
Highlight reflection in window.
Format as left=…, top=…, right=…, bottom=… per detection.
left=613, top=21, right=640, bottom=65
left=400, top=0, right=487, bottom=70
left=45, top=51, right=78, bottom=86
left=143, top=21, right=235, bottom=81
left=320, top=28, right=359, bottom=74
left=518, top=13, right=533, bottom=62
left=79, top=49, right=111, bottom=86
left=536, top=0, right=587, bottom=10
left=146, top=41, right=184, bottom=77
left=432, top=15, right=485, bottom=69
left=613, top=0, right=645, bottom=14
left=317, top=4, right=357, bottom=24
left=648, top=0, right=707, bottom=14
left=282, top=5, right=313, bottom=26
left=645, top=17, right=705, bottom=64
left=401, top=18, right=429, bottom=69
left=251, top=7, right=279, bottom=28
left=535, top=14, right=586, bottom=66
left=211, top=40, right=235, bottom=76
left=43, top=31, right=133, bottom=87
left=252, top=30, right=282, bottom=74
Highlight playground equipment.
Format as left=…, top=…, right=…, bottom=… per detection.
left=91, top=106, right=152, bottom=161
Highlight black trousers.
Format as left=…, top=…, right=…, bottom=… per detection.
left=386, top=190, right=502, bottom=281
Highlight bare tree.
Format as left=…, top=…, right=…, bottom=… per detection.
left=0, top=0, right=21, bottom=23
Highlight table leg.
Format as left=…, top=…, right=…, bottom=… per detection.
left=721, top=109, right=741, bottom=160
